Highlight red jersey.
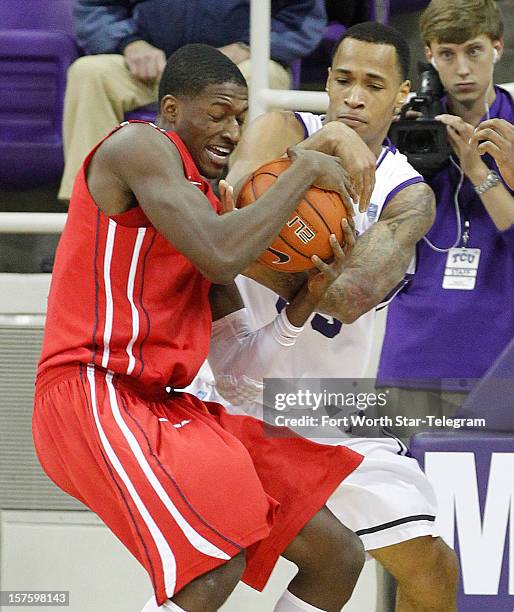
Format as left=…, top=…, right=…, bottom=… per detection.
left=38, top=122, right=220, bottom=392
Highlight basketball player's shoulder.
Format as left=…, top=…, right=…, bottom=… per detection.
left=261, top=110, right=305, bottom=139
left=293, top=111, right=324, bottom=139
left=94, top=121, right=178, bottom=168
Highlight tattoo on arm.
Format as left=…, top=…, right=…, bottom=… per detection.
left=242, top=263, right=307, bottom=301
left=319, top=182, right=436, bottom=322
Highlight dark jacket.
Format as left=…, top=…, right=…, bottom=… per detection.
left=74, top=0, right=327, bottom=65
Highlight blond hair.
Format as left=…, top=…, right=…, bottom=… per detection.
left=420, top=0, right=503, bottom=46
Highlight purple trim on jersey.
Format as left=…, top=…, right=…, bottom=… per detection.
left=383, top=137, right=397, bottom=153
left=382, top=176, right=424, bottom=209
left=294, top=112, right=309, bottom=140
left=376, top=273, right=415, bottom=311
left=376, top=148, right=390, bottom=170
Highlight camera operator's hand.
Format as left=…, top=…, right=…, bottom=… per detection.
left=392, top=109, right=422, bottom=123
left=470, top=119, right=514, bottom=189
left=435, top=113, right=488, bottom=183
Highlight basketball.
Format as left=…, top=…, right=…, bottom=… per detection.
left=237, top=158, right=347, bottom=272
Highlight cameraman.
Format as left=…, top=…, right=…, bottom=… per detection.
left=377, top=0, right=514, bottom=440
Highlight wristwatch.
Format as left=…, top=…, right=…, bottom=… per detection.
left=474, top=170, right=500, bottom=195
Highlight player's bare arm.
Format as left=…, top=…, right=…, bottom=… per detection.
left=296, top=121, right=377, bottom=211
left=230, top=113, right=375, bottom=211
left=227, top=115, right=375, bottom=298
left=206, top=228, right=354, bottom=405
left=319, top=181, right=436, bottom=322
left=209, top=219, right=354, bottom=326
left=285, top=220, right=355, bottom=326
left=87, top=122, right=353, bottom=284
left=243, top=182, right=435, bottom=319
left=229, top=111, right=305, bottom=188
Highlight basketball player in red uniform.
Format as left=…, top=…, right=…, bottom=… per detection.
left=33, top=44, right=374, bottom=612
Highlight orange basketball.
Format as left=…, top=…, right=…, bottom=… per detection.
left=237, top=158, right=347, bottom=272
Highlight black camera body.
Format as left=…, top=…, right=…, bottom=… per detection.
left=388, top=62, right=451, bottom=177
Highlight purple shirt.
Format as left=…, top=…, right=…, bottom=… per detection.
left=377, top=87, right=514, bottom=391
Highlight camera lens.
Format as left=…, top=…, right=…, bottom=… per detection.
left=402, top=130, right=435, bottom=154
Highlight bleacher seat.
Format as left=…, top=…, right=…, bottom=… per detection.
left=124, top=103, right=158, bottom=124
left=0, top=0, right=79, bottom=189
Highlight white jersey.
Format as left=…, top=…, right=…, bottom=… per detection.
left=186, top=118, right=438, bottom=552
left=237, top=112, right=423, bottom=379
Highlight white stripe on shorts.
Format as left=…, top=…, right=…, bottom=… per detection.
left=86, top=365, right=177, bottom=596
left=104, top=371, right=230, bottom=561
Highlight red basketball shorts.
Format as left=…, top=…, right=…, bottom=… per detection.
left=33, top=364, right=363, bottom=606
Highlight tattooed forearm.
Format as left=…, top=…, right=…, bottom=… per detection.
left=242, top=262, right=307, bottom=301
left=319, top=182, right=436, bottom=322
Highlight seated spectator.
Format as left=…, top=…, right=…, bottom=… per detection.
left=376, top=0, right=514, bottom=441
left=58, top=0, right=327, bottom=201
left=325, top=0, right=369, bottom=27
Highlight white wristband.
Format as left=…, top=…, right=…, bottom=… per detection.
left=272, top=309, right=304, bottom=347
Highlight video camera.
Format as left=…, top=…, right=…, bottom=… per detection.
left=388, top=62, right=451, bottom=177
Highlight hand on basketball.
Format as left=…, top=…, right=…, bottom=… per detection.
left=323, top=122, right=376, bottom=214
left=469, top=118, right=514, bottom=189
left=218, top=180, right=236, bottom=214
left=307, top=218, right=355, bottom=301
left=298, top=121, right=376, bottom=213
left=288, top=147, right=356, bottom=219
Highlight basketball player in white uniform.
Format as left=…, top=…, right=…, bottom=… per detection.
left=189, top=22, right=459, bottom=612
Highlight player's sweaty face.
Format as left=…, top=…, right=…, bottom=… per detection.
left=174, top=82, right=248, bottom=179
left=326, top=39, right=407, bottom=151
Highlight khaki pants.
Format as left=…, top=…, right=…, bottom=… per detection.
left=58, top=54, right=291, bottom=200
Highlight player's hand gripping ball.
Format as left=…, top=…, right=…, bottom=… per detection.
left=237, top=158, right=348, bottom=272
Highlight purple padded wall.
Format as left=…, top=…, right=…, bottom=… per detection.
left=411, top=432, right=514, bottom=610
left=456, top=334, right=514, bottom=432
left=0, top=0, right=79, bottom=189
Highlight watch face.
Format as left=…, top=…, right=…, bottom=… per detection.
left=487, top=171, right=500, bottom=186
left=476, top=170, right=500, bottom=194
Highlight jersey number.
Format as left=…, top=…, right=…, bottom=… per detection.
left=276, top=298, right=343, bottom=339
